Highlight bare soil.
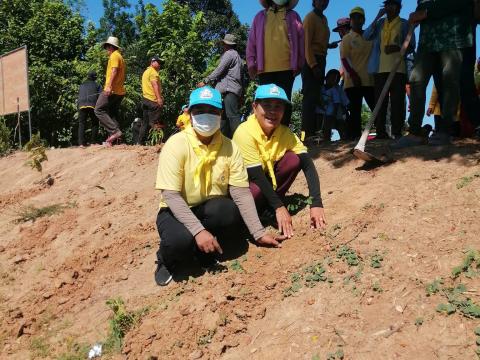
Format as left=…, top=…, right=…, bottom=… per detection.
left=0, top=140, right=479, bottom=360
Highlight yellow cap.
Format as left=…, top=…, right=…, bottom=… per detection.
left=350, top=6, right=365, bottom=17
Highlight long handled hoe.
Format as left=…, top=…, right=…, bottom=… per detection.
left=353, top=25, right=415, bottom=163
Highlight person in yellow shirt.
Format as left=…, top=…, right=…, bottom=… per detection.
left=233, top=84, right=326, bottom=240
left=154, top=86, right=283, bottom=286
left=94, top=36, right=126, bottom=146
left=175, top=105, right=191, bottom=130
left=340, top=7, right=375, bottom=140
left=135, top=56, right=163, bottom=145
left=302, top=0, right=331, bottom=137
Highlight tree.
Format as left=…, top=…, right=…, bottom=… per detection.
left=98, top=0, right=138, bottom=46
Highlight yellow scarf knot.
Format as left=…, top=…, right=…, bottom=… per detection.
left=381, top=16, right=401, bottom=47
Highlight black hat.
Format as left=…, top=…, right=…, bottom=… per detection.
left=151, top=56, right=161, bottom=63
left=87, top=70, right=97, bottom=80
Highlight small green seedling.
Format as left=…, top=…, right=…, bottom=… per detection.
left=425, top=278, right=444, bottom=296
left=336, top=246, right=360, bottom=266
left=372, top=281, right=383, bottom=293
left=370, top=252, right=384, bottom=269
left=229, top=260, right=245, bottom=273
left=415, top=317, right=424, bottom=326
left=436, top=303, right=456, bottom=315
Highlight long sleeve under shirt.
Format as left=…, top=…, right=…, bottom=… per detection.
left=204, top=49, right=243, bottom=97
left=247, top=153, right=323, bottom=210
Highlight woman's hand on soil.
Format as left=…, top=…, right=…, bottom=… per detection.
left=310, top=207, right=326, bottom=230
left=275, top=206, right=294, bottom=238
left=256, top=233, right=287, bottom=248
left=195, top=230, right=223, bottom=254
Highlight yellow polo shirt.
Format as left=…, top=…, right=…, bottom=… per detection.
left=340, top=31, right=374, bottom=89
left=142, top=66, right=160, bottom=102
left=263, top=8, right=291, bottom=73
left=303, top=11, right=330, bottom=68
left=105, top=50, right=126, bottom=95
left=379, top=17, right=405, bottom=74
left=233, top=114, right=307, bottom=171
left=156, top=127, right=248, bottom=208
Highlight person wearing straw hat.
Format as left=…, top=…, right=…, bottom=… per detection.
left=332, top=17, right=351, bottom=40
left=154, top=86, right=284, bottom=286
left=197, top=34, right=243, bottom=138
left=136, top=55, right=163, bottom=145
left=247, top=0, right=304, bottom=125
left=301, top=0, right=331, bottom=138
left=94, top=36, right=126, bottom=147
left=77, top=70, right=102, bottom=147
left=340, top=7, right=375, bottom=140
left=233, top=84, right=326, bottom=239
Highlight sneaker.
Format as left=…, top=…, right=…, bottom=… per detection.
left=154, top=261, right=172, bottom=286
left=389, top=134, right=426, bottom=150
left=428, top=131, right=451, bottom=146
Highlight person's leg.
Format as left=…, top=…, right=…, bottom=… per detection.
left=374, top=73, right=389, bottom=137
left=323, top=115, right=334, bottom=141
left=249, top=181, right=267, bottom=212
left=460, top=46, right=480, bottom=128
left=94, top=93, right=120, bottom=134
left=345, top=87, right=362, bottom=140
left=302, top=58, right=325, bottom=137
left=223, top=92, right=241, bottom=138
left=389, top=73, right=407, bottom=138
left=436, top=49, right=463, bottom=135
left=88, top=108, right=99, bottom=144
left=78, top=109, right=87, bottom=146
left=433, top=115, right=442, bottom=131
left=408, top=51, right=436, bottom=136
left=137, top=98, right=150, bottom=145
left=274, top=151, right=301, bottom=198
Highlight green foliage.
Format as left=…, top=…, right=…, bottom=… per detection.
left=425, top=278, right=444, bottom=296
left=0, top=118, right=12, bottom=156
left=451, top=250, right=480, bottom=279
left=24, top=133, right=47, bottom=171
left=147, top=127, right=164, bottom=145
left=229, top=259, right=245, bottom=273
left=361, top=103, right=372, bottom=130
left=372, top=281, right=383, bottom=293
left=304, top=262, right=328, bottom=287
left=30, top=336, right=50, bottom=358
left=104, top=297, right=148, bottom=354
left=15, top=202, right=75, bottom=223
left=415, top=317, right=424, bottom=326
left=327, top=348, right=345, bottom=360
left=456, top=173, right=480, bottom=189
left=56, top=341, right=90, bottom=360
left=370, top=251, right=384, bottom=269
left=290, top=90, right=303, bottom=136
left=285, top=194, right=313, bottom=214
left=336, top=246, right=360, bottom=266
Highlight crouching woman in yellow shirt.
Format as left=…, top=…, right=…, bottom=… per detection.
left=155, top=86, right=283, bottom=286
left=233, top=84, right=327, bottom=239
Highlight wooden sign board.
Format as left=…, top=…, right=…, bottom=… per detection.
left=0, top=46, right=30, bottom=116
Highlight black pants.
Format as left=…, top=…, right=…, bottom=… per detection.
left=94, top=93, right=124, bottom=134
left=460, top=45, right=480, bottom=127
left=301, top=55, right=326, bottom=137
left=345, top=86, right=375, bottom=140
left=221, top=92, right=241, bottom=138
left=137, top=98, right=162, bottom=145
left=374, top=72, right=407, bottom=137
left=156, top=197, right=241, bottom=269
left=78, top=107, right=99, bottom=145
left=258, top=70, right=294, bottom=125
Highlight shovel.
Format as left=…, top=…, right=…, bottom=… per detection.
left=353, top=25, right=415, bottom=163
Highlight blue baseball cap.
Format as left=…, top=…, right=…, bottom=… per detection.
left=254, top=84, right=291, bottom=104
left=189, top=86, right=222, bottom=109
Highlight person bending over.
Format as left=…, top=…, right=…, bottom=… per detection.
left=233, top=84, right=327, bottom=238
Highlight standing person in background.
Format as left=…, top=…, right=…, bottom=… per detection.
left=95, top=36, right=126, bottom=147
left=332, top=18, right=351, bottom=41
left=364, top=0, right=415, bottom=140
left=340, top=7, right=375, bottom=140
left=395, top=0, right=474, bottom=147
left=77, top=71, right=102, bottom=147
left=136, top=56, right=163, bottom=145
left=247, top=0, right=304, bottom=124
left=302, top=0, right=331, bottom=138
left=198, top=34, right=243, bottom=138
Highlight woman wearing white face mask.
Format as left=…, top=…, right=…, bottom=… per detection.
left=154, top=86, right=284, bottom=286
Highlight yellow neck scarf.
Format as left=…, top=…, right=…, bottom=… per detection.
left=245, top=114, right=280, bottom=190
left=381, top=16, right=401, bottom=47
left=185, top=128, right=222, bottom=195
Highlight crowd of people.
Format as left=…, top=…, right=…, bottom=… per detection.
left=75, top=0, right=479, bottom=285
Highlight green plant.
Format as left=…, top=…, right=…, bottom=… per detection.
left=30, top=336, right=50, bottom=358
left=56, top=340, right=90, bottom=360
left=436, top=284, right=480, bottom=319
left=370, top=252, right=384, bottom=269
left=327, top=347, right=345, bottom=360
left=456, top=173, right=480, bottom=189
left=15, top=202, right=76, bottom=223
left=24, top=133, right=48, bottom=172
left=426, top=278, right=444, bottom=296
left=304, top=262, right=327, bottom=287
left=229, top=260, right=245, bottom=273
left=103, top=298, right=148, bottom=354
left=415, top=317, right=424, bottom=326
left=451, top=250, right=480, bottom=279
left=148, top=127, right=164, bottom=145
left=0, top=118, right=12, bottom=156
left=336, top=246, right=360, bottom=266
left=283, top=272, right=303, bottom=298
left=285, top=194, right=313, bottom=214
left=372, top=281, right=383, bottom=293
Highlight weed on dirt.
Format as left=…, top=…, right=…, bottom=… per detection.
left=456, top=172, right=480, bottom=189
left=15, top=202, right=77, bottom=223
left=370, top=251, right=384, bottom=268
left=336, top=246, right=360, bottom=266
left=451, top=250, right=480, bottom=279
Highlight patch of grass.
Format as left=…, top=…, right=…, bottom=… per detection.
left=372, top=281, right=383, bottom=293
left=283, top=272, right=303, bottom=298
left=197, top=329, right=215, bottom=346
left=56, top=339, right=89, bottom=360
left=229, top=260, right=245, bottom=273
left=327, top=347, right=345, bottom=360
left=336, top=246, right=360, bottom=266
left=415, top=317, right=424, bottom=327
left=437, top=284, right=480, bottom=319
left=30, top=336, right=50, bottom=358
left=426, top=278, right=444, bottom=296
left=376, top=232, right=389, bottom=241
left=103, top=298, right=148, bottom=354
left=15, top=202, right=77, bottom=223
left=451, top=250, right=480, bottom=279
left=370, top=252, right=384, bottom=269
left=304, top=262, right=328, bottom=287
left=148, top=127, right=164, bottom=146
left=24, top=133, right=48, bottom=172
left=456, top=173, right=480, bottom=189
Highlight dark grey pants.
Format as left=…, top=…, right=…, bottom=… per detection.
left=94, top=93, right=124, bottom=134
left=301, top=55, right=326, bottom=137
left=460, top=45, right=480, bottom=127
left=78, top=107, right=99, bottom=146
left=137, top=97, right=162, bottom=144
left=221, top=92, right=241, bottom=138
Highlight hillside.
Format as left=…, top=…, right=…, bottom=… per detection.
left=0, top=140, right=479, bottom=359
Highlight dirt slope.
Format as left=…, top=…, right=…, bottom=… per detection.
left=0, top=140, right=479, bottom=360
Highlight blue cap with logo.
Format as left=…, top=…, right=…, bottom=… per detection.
left=254, top=84, right=291, bottom=104
left=189, top=86, right=222, bottom=109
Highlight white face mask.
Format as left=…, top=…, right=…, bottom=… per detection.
left=272, top=0, right=288, bottom=6
left=191, top=113, right=221, bottom=137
